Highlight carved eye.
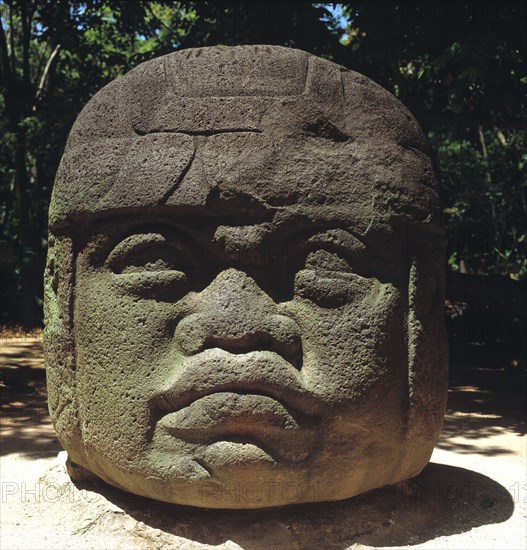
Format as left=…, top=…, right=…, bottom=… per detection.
left=113, top=243, right=190, bottom=274
left=294, top=249, right=368, bottom=308
left=107, top=232, right=195, bottom=300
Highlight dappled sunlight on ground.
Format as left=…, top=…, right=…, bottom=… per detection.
left=436, top=386, right=526, bottom=457
left=1, top=338, right=62, bottom=458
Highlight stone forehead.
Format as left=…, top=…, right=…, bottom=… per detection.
left=50, top=45, right=437, bottom=228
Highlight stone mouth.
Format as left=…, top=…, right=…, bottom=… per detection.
left=150, top=349, right=323, bottom=419
left=155, top=390, right=318, bottom=463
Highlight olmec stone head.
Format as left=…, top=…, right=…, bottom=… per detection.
left=45, top=45, right=448, bottom=509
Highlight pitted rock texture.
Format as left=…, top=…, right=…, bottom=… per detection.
left=44, top=45, right=448, bottom=509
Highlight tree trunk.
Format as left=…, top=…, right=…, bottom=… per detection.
left=14, top=129, right=37, bottom=328
left=1, top=3, right=38, bottom=327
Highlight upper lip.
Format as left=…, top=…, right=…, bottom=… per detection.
left=149, top=349, right=322, bottom=420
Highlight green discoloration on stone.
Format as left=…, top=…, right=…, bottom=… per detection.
left=45, top=45, right=447, bottom=509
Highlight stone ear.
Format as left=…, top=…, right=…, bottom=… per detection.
left=406, top=233, right=448, bottom=442
left=44, top=234, right=84, bottom=460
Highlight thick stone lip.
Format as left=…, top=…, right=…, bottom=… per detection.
left=154, top=390, right=319, bottom=464
left=157, top=392, right=307, bottom=438
left=149, top=349, right=324, bottom=419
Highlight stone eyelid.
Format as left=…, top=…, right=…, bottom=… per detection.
left=285, top=228, right=372, bottom=277
left=105, top=232, right=195, bottom=274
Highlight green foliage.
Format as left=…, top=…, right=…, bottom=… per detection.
left=338, top=1, right=526, bottom=279
left=432, top=128, right=526, bottom=278
left=1, top=1, right=526, bottom=327
left=339, top=2, right=526, bottom=119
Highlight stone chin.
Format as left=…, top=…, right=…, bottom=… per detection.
left=64, top=429, right=436, bottom=509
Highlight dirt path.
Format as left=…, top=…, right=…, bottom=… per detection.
left=1, top=339, right=526, bottom=549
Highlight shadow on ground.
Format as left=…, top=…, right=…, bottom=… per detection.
left=1, top=339, right=62, bottom=458
left=0, top=339, right=44, bottom=384
left=436, top=385, right=527, bottom=456
left=70, top=463, right=514, bottom=549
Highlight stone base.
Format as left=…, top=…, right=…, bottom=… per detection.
left=65, top=455, right=101, bottom=483
left=6, top=451, right=507, bottom=549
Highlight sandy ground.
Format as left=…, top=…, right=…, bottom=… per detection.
left=1, top=338, right=526, bottom=549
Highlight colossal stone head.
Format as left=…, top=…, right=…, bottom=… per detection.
left=44, top=45, right=448, bottom=509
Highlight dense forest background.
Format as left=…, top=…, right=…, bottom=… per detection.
left=1, top=1, right=526, bottom=378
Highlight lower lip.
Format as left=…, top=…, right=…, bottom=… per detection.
left=156, top=392, right=302, bottom=435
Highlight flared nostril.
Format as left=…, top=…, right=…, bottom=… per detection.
left=174, top=312, right=303, bottom=368
left=203, top=330, right=274, bottom=355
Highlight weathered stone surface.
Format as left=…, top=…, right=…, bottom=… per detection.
left=44, top=45, right=448, bottom=509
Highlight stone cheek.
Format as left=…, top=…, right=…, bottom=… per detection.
left=45, top=45, right=448, bottom=509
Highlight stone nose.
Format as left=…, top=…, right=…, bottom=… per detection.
left=175, top=269, right=302, bottom=367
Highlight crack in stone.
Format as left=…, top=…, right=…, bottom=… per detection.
left=158, top=148, right=197, bottom=206
left=134, top=128, right=262, bottom=137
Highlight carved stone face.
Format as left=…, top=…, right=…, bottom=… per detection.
left=45, top=46, right=448, bottom=508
